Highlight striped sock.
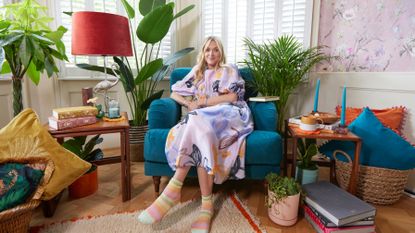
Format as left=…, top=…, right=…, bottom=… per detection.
left=191, top=194, right=213, bottom=233
left=138, top=177, right=183, bottom=224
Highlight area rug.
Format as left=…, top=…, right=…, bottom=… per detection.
left=33, top=193, right=266, bottom=233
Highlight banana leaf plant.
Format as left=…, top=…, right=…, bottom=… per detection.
left=297, top=138, right=318, bottom=170
left=62, top=135, right=104, bottom=173
left=0, top=0, right=68, bottom=116
left=77, top=0, right=195, bottom=126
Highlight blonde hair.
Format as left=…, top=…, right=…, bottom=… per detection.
left=194, top=36, right=227, bottom=83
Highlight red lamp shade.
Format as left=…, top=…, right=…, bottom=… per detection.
left=72, top=11, right=133, bottom=56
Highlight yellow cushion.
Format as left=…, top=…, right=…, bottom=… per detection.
left=0, top=109, right=91, bottom=200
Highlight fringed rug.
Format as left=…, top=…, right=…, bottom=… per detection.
left=33, top=193, right=266, bottom=233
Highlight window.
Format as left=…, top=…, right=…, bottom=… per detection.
left=201, top=0, right=313, bottom=64
left=56, top=0, right=173, bottom=76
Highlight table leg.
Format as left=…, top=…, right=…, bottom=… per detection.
left=348, top=140, right=362, bottom=195
left=283, top=120, right=289, bottom=176
left=291, top=137, right=298, bottom=178
left=121, top=130, right=131, bottom=201
left=125, top=128, right=131, bottom=200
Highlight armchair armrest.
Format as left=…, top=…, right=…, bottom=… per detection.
left=148, top=98, right=181, bottom=129
left=248, top=102, right=277, bottom=131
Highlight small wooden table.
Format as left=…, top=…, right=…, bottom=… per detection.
left=284, top=121, right=362, bottom=195
left=43, top=112, right=131, bottom=216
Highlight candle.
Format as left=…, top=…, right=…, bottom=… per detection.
left=340, top=86, right=346, bottom=126
left=108, top=107, right=120, bottom=118
left=313, top=79, right=320, bottom=112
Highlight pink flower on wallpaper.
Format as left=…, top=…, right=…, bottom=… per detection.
left=318, top=0, right=415, bottom=72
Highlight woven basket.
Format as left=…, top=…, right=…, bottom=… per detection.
left=333, top=150, right=410, bottom=205
left=0, top=200, right=40, bottom=233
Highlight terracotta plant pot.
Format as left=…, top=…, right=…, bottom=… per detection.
left=68, top=168, right=98, bottom=198
left=268, top=191, right=300, bottom=226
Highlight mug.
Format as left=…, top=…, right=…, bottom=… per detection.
left=299, top=116, right=319, bottom=131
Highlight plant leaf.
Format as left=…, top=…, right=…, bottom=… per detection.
left=120, top=0, right=135, bottom=19
left=26, top=61, right=40, bottom=85
left=113, top=56, right=135, bottom=92
left=0, top=20, right=11, bottom=33
left=135, top=58, right=163, bottom=85
left=173, top=4, right=195, bottom=20
left=76, top=63, right=117, bottom=76
left=0, top=33, right=23, bottom=47
left=1, top=60, right=11, bottom=74
left=18, top=36, right=32, bottom=69
left=136, top=4, right=173, bottom=44
left=139, top=0, right=166, bottom=16
left=141, top=89, right=164, bottom=110
left=63, top=11, right=73, bottom=16
left=163, top=47, right=194, bottom=66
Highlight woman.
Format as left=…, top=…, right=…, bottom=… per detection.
left=138, top=36, right=253, bottom=232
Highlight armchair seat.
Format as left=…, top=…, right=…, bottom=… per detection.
left=144, top=67, right=283, bottom=194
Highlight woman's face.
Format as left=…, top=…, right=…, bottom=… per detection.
left=204, top=40, right=221, bottom=69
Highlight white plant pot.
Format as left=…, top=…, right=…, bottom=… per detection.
left=267, top=190, right=300, bottom=226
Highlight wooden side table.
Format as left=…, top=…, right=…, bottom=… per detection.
left=43, top=112, right=131, bottom=216
left=284, top=120, right=362, bottom=195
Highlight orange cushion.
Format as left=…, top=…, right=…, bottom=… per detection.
left=335, top=106, right=406, bottom=135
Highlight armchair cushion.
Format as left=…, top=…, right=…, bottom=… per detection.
left=148, top=98, right=181, bottom=129
left=248, top=102, right=277, bottom=131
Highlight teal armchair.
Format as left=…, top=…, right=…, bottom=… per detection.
left=144, top=67, right=282, bottom=194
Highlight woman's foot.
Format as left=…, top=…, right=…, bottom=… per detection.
left=191, top=194, right=213, bottom=233
left=137, top=177, right=183, bottom=224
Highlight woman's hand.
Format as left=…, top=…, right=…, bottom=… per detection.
left=187, top=101, right=199, bottom=111
left=196, top=95, right=208, bottom=108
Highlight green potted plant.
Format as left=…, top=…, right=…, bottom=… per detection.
left=0, top=0, right=68, bottom=116
left=296, top=138, right=319, bottom=185
left=77, top=0, right=194, bottom=161
left=265, top=172, right=302, bottom=226
left=243, top=35, right=331, bottom=133
left=62, top=135, right=104, bottom=198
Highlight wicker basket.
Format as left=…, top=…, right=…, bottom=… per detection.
left=0, top=200, right=40, bottom=233
left=333, top=150, right=410, bottom=205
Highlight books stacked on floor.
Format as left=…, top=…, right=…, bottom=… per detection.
left=49, top=106, right=98, bottom=130
left=302, top=181, right=376, bottom=233
left=404, top=174, right=415, bottom=198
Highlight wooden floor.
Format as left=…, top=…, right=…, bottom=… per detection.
left=31, top=150, right=415, bottom=233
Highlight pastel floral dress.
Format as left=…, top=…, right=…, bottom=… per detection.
left=166, top=64, right=254, bottom=184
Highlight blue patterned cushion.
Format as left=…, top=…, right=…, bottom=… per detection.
left=320, top=108, right=415, bottom=170
left=0, top=163, right=44, bottom=211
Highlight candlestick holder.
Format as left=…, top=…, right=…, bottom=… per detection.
left=334, top=124, right=349, bottom=134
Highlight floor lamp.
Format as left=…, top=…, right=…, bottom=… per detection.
left=72, top=11, right=132, bottom=115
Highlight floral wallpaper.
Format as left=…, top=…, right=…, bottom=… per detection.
left=318, top=0, right=415, bottom=72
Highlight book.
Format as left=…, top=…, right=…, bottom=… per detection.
left=304, top=205, right=375, bottom=233
left=48, top=116, right=97, bottom=130
left=306, top=204, right=375, bottom=228
left=53, top=106, right=98, bottom=120
left=404, top=189, right=415, bottom=198
left=302, top=181, right=376, bottom=226
left=248, top=96, right=280, bottom=102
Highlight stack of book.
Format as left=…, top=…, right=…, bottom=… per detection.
left=48, top=106, right=98, bottom=130
left=302, top=181, right=376, bottom=233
